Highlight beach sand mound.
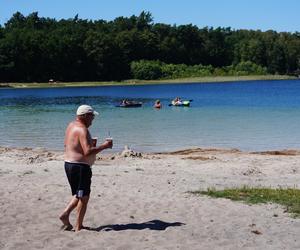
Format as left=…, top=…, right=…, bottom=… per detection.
left=0, top=146, right=63, bottom=163
left=251, top=149, right=300, bottom=156
left=120, top=145, right=143, bottom=158
left=163, top=147, right=241, bottom=155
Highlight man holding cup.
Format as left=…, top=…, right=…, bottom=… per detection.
left=59, top=104, right=113, bottom=231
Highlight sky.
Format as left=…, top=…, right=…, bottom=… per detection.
left=0, top=0, right=299, bottom=32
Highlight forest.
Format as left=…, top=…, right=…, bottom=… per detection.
left=0, top=11, right=299, bottom=82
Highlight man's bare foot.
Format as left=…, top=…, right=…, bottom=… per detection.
left=59, top=212, right=71, bottom=226
left=75, top=225, right=89, bottom=232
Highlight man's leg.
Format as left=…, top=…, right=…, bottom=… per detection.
left=59, top=196, right=79, bottom=229
left=75, top=195, right=90, bottom=231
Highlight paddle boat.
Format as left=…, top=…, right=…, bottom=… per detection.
left=116, top=100, right=143, bottom=108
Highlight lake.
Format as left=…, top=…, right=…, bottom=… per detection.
left=1, top=79, right=300, bottom=152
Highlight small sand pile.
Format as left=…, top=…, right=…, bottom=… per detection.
left=120, top=145, right=142, bottom=158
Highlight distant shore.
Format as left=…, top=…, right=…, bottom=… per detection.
left=1, top=75, right=297, bottom=89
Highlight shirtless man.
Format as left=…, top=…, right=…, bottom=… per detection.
left=59, top=104, right=112, bottom=231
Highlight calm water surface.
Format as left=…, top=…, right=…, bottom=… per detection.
left=1, top=80, right=300, bottom=152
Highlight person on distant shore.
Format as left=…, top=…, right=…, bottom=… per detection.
left=154, top=100, right=162, bottom=109
left=59, top=104, right=113, bottom=232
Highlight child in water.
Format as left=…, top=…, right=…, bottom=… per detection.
left=154, top=100, right=162, bottom=109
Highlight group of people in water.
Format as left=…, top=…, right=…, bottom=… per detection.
left=154, top=97, right=182, bottom=108
left=121, top=97, right=183, bottom=109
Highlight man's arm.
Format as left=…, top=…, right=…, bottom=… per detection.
left=79, top=128, right=112, bottom=156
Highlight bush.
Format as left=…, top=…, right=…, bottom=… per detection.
left=130, top=60, right=268, bottom=80
left=233, top=61, right=267, bottom=75
left=130, top=60, right=163, bottom=80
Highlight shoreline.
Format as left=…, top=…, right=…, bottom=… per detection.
left=2, top=145, right=300, bottom=158
left=1, top=75, right=297, bottom=89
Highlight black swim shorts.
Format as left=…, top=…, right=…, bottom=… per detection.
left=64, top=162, right=92, bottom=198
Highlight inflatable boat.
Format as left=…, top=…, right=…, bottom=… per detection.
left=169, top=100, right=191, bottom=107
left=116, top=101, right=143, bottom=108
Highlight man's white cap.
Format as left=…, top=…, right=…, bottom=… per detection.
left=76, top=105, right=99, bottom=116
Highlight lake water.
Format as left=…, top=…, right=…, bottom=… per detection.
left=1, top=80, right=300, bottom=152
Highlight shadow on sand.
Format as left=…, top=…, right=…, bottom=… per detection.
left=85, top=219, right=185, bottom=232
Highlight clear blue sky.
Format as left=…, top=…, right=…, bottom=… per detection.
left=1, top=0, right=299, bottom=32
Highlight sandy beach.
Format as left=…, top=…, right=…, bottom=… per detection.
left=1, top=146, right=300, bottom=250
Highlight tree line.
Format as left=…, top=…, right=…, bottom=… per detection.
left=0, top=11, right=299, bottom=82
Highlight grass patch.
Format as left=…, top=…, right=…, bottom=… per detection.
left=191, top=186, right=300, bottom=216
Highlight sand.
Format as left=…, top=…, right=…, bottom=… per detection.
left=1, top=146, right=300, bottom=250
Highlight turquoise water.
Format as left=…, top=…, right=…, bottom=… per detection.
left=1, top=80, right=300, bottom=152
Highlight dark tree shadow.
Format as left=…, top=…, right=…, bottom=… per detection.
left=84, top=219, right=185, bottom=232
